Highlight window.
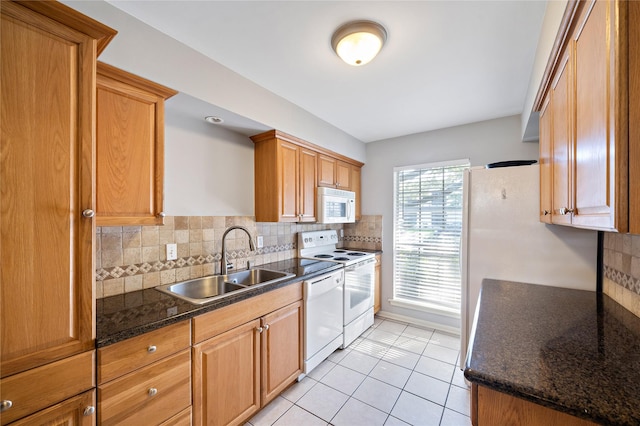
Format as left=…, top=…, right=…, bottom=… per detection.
left=392, top=159, right=470, bottom=316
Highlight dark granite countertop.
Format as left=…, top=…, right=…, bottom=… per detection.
left=96, top=258, right=342, bottom=347
left=464, top=279, right=640, bottom=426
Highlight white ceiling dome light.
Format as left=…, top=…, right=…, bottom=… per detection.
left=331, top=20, right=387, bottom=66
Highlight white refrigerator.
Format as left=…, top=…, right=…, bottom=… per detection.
left=460, top=164, right=598, bottom=368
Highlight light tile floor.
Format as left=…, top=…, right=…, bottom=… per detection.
left=247, top=317, right=471, bottom=426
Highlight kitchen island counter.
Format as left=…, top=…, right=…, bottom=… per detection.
left=464, top=279, right=640, bottom=425
left=96, top=258, right=341, bottom=347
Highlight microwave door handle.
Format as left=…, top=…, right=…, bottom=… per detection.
left=348, top=199, right=353, bottom=220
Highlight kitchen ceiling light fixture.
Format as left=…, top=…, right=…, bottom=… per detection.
left=204, top=116, right=224, bottom=124
left=331, top=20, right=387, bottom=66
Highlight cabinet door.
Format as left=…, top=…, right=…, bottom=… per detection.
left=299, top=148, right=317, bottom=222
left=551, top=50, right=573, bottom=226
left=193, top=319, right=261, bottom=426
left=261, top=301, right=303, bottom=405
left=1, top=1, right=95, bottom=377
left=9, top=389, right=96, bottom=426
left=96, top=63, right=176, bottom=226
left=278, top=141, right=301, bottom=222
left=336, top=160, right=352, bottom=190
left=539, top=94, right=553, bottom=223
left=572, top=0, right=625, bottom=230
left=318, top=155, right=337, bottom=187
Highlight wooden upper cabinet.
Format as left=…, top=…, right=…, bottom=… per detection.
left=351, top=165, right=362, bottom=221
left=96, top=62, right=177, bottom=226
left=551, top=50, right=573, bottom=226
left=0, top=0, right=115, bottom=379
left=252, top=130, right=363, bottom=223
left=535, top=0, right=631, bottom=232
left=571, top=0, right=627, bottom=230
left=318, top=155, right=352, bottom=190
left=539, top=94, right=553, bottom=224
left=253, top=137, right=317, bottom=222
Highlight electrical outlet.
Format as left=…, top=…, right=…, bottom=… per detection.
left=340, top=229, right=344, bottom=237
left=256, top=235, right=264, bottom=249
left=166, top=243, right=178, bottom=260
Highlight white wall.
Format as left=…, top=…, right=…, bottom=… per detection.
left=62, top=0, right=366, bottom=162
left=164, top=104, right=254, bottom=216
left=362, top=115, right=540, bottom=329
left=521, top=0, right=568, bottom=141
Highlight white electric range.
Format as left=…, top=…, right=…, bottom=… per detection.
left=298, top=230, right=376, bottom=348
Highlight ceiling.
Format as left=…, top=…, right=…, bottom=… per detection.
left=106, top=1, right=547, bottom=143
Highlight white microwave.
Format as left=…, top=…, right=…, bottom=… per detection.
left=317, top=187, right=356, bottom=224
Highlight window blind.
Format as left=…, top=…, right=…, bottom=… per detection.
left=393, top=160, right=469, bottom=315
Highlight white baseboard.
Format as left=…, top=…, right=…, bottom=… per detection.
left=375, top=310, right=461, bottom=336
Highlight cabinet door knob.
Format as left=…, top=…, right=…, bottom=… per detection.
left=559, top=207, right=574, bottom=215
left=82, top=209, right=95, bottom=218
left=1, top=400, right=12, bottom=412
left=157, top=212, right=166, bottom=218
left=543, top=210, right=550, bottom=216
left=263, top=324, right=269, bottom=331
left=256, top=326, right=264, bottom=333
left=83, top=406, right=95, bottom=416
left=147, top=345, right=157, bottom=353
left=148, top=388, right=158, bottom=397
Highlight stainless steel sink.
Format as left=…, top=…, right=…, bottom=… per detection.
left=225, top=268, right=294, bottom=286
left=155, top=268, right=295, bottom=304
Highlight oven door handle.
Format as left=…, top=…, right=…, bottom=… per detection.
left=344, top=257, right=376, bottom=272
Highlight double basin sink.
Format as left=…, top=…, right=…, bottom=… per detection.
left=156, top=268, right=295, bottom=304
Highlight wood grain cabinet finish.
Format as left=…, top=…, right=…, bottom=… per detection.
left=252, top=130, right=363, bottom=223
left=97, top=320, right=191, bottom=425
left=536, top=0, right=633, bottom=232
left=9, top=389, right=96, bottom=426
left=253, top=136, right=317, bottom=222
left=1, top=1, right=115, bottom=423
left=0, top=351, right=95, bottom=425
left=539, top=94, right=553, bottom=223
left=374, top=254, right=382, bottom=314
left=471, top=384, right=598, bottom=426
left=98, top=350, right=192, bottom=426
left=318, top=155, right=352, bottom=190
left=96, top=62, right=177, bottom=226
left=191, top=284, right=303, bottom=426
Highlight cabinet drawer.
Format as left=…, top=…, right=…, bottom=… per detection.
left=98, top=349, right=191, bottom=426
left=159, top=406, right=192, bottom=426
left=0, top=351, right=95, bottom=425
left=192, top=282, right=302, bottom=343
left=98, top=320, right=190, bottom=383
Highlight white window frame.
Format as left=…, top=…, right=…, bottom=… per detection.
left=391, top=159, right=470, bottom=318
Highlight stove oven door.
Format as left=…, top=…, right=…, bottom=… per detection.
left=343, top=258, right=376, bottom=325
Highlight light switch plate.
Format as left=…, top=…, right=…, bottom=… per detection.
left=166, top=243, right=178, bottom=260
left=256, top=235, right=264, bottom=249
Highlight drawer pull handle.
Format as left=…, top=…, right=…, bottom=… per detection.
left=148, top=388, right=158, bottom=397
left=147, top=345, right=157, bottom=353
left=1, top=400, right=12, bottom=412
left=83, top=406, right=95, bottom=416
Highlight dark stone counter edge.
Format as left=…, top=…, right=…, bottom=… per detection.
left=96, top=262, right=344, bottom=348
left=463, top=369, right=609, bottom=425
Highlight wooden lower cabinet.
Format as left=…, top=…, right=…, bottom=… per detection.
left=9, top=390, right=96, bottom=426
left=96, top=320, right=192, bottom=426
left=192, top=319, right=262, bottom=426
left=261, top=301, right=304, bottom=404
left=192, top=286, right=303, bottom=426
left=472, top=384, right=598, bottom=426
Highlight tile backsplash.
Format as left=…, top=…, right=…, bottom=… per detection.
left=603, top=233, right=640, bottom=317
left=96, top=215, right=383, bottom=298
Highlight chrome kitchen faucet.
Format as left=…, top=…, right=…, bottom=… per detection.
left=220, top=226, right=255, bottom=275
